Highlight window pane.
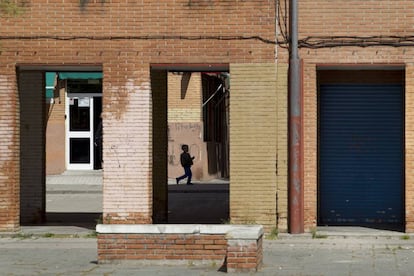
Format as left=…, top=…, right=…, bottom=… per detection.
left=69, top=98, right=90, bottom=131
left=70, top=138, right=90, bottom=163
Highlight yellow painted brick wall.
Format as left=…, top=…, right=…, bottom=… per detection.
left=276, top=63, right=288, bottom=232
left=168, top=72, right=202, bottom=123
left=230, top=63, right=284, bottom=231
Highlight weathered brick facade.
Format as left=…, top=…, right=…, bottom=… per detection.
left=296, top=1, right=414, bottom=232
left=0, top=0, right=284, bottom=237
left=2, top=0, right=414, bottom=262
left=230, top=63, right=283, bottom=229
left=96, top=224, right=263, bottom=273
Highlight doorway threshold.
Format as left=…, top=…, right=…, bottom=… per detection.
left=316, top=226, right=408, bottom=239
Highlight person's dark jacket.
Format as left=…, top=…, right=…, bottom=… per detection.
left=180, top=152, right=193, bottom=167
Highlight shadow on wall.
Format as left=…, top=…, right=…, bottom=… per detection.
left=207, top=142, right=218, bottom=175
left=181, top=72, right=191, bottom=99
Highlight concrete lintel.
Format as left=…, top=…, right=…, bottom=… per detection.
left=96, top=224, right=263, bottom=239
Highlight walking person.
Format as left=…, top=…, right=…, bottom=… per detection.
left=176, top=144, right=195, bottom=185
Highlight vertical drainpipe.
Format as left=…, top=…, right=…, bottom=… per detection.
left=288, top=0, right=304, bottom=233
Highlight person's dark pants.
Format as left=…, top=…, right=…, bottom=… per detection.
left=177, top=166, right=192, bottom=184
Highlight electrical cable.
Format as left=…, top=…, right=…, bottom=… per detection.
left=2, top=34, right=414, bottom=49
left=0, top=35, right=277, bottom=45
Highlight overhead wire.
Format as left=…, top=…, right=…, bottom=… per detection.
left=2, top=27, right=414, bottom=49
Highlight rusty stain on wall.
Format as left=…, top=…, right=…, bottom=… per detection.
left=107, top=85, right=129, bottom=120
left=106, top=80, right=150, bottom=121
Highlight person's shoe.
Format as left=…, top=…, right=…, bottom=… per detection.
left=186, top=182, right=193, bottom=185
left=176, top=178, right=179, bottom=185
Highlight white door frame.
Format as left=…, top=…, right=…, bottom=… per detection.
left=65, top=93, right=101, bottom=170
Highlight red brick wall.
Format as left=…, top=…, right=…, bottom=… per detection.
left=0, top=72, right=19, bottom=231
left=4, top=0, right=414, bottom=233
left=292, top=1, right=414, bottom=232
left=0, top=1, right=278, bottom=229
left=45, top=86, right=66, bottom=175
left=98, top=233, right=227, bottom=262
left=227, top=238, right=263, bottom=273
left=96, top=224, right=264, bottom=272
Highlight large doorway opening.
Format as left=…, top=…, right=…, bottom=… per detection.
left=151, top=65, right=230, bottom=224
left=317, top=69, right=405, bottom=231
left=18, top=67, right=103, bottom=229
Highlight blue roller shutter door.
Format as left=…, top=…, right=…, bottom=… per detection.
left=319, top=84, right=404, bottom=228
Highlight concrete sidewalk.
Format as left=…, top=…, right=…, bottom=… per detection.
left=3, top=173, right=412, bottom=275
left=0, top=232, right=414, bottom=275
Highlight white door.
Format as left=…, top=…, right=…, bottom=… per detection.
left=66, top=94, right=96, bottom=170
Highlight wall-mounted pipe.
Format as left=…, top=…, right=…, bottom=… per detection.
left=288, top=0, right=304, bottom=234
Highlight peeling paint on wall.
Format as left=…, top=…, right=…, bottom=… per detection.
left=0, top=74, right=19, bottom=230
left=0, top=75, right=16, bottom=182
left=103, top=79, right=153, bottom=216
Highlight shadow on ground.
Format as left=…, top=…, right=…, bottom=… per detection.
left=22, top=183, right=229, bottom=228
left=168, top=183, right=229, bottom=224
left=22, top=213, right=102, bottom=230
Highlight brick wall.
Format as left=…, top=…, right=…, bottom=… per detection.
left=0, top=72, right=19, bottom=231
left=303, top=63, right=318, bottom=231
left=1, top=0, right=277, bottom=229
left=227, top=237, right=263, bottom=273
left=276, top=64, right=289, bottom=231
left=294, top=0, right=414, bottom=232
left=168, top=72, right=202, bottom=123
left=229, top=64, right=279, bottom=231
left=98, top=233, right=227, bottom=262
left=102, top=69, right=154, bottom=224
left=3, top=0, right=414, bottom=234
left=406, top=65, right=414, bottom=232
left=45, top=85, right=66, bottom=175
left=96, top=224, right=263, bottom=273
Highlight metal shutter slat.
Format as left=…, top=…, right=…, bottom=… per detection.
left=319, top=84, right=404, bottom=229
